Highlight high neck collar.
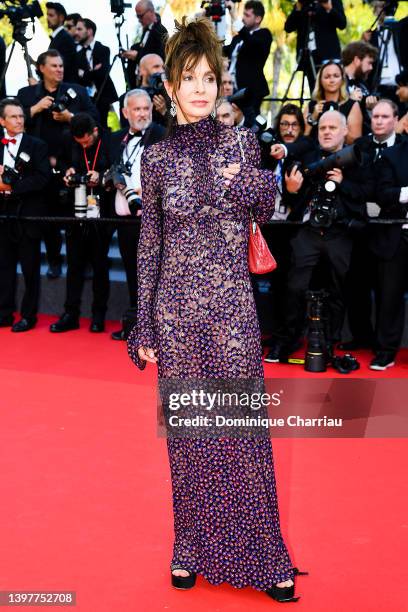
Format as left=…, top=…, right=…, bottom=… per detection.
left=171, top=115, right=219, bottom=147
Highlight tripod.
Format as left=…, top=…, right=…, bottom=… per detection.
left=0, top=22, right=36, bottom=94
left=95, top=13, right=129, bottom=106
left=282, top=13, right=317, bottom=107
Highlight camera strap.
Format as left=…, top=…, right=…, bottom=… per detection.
left=83, top=138, right=102, bottom=173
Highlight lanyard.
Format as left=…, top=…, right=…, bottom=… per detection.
left=124, top=138, right=143, bottom=170
left=83, top=138, right=102, bottom=173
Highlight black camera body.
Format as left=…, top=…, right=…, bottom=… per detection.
left=2, top=151, right=31, bottom=186
left=66, top=173, right=92, bottom=188
left=298, top=0, right=327, bottom=14
left=309, top=180, right=338, bottom=228
left=0, top=0, right=43, bottom=23
left=103, top=163, right=141, bottom=215
left=110, top=0, right=131, bottom=15
left=142, top=72, right=166, bottom=100
left=50, top=88, right=78, bottom=113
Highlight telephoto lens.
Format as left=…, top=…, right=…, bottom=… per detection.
left=74, top=185, right=87, bottom=219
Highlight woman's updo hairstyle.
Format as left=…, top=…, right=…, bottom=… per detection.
left=164, top=16, right=224, bottom=98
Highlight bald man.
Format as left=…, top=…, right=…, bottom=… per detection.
left=272, top=110, right=374, bottom=361
left=121, top=1, right=168, bottom=89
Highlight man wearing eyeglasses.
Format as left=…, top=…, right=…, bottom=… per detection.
left=121, top=1, right=168, bottom=90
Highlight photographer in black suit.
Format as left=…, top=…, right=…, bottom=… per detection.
left=223, top=0, right=272, bottom=125
left=17, top=49, right=99, bottom=279
left=50, top=113, right=113, bottom=334
left=340, top=98, right=403, bottom=352
left=108, top=89, right=165, bottom=341
left=0, top=98, right=51, bottom=332
left=122, top=1, right=168, bottom=90
left=284, top=0, right=346, bottom=91
left=275, top=110, right=373, bottom=359
left=369, top=137, right=408, bottom=370
left=46, top=2, right=78, bottom=84
left=75, top=18, right=118, bottom=127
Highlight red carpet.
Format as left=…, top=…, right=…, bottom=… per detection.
left=0, top=315, right=407, bottom=611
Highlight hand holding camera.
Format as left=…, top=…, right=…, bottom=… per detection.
left=285, top=165, right=304, bottom=193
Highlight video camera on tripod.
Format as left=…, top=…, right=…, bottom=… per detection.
left=201, top=0, right=240, bottom=22
left=110, top=0, right=131, bottom=15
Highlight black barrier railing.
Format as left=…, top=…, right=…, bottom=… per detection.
left=0, top=215, right=408, bottom=225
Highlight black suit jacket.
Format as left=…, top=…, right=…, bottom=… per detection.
left=17, top=82, right=100, bottom=157
left=368, top=18, right=408, bottom=91
left=76, top=41, right=118, bottom=106
left=223, top=27, right=272, bottom=99
left=371, top=139, right=408, bottom=259
left=0, top=134, right=51, bottom=236
left=109, top=123, right=165, bottom=163
left=284, top=0, right=346, bottom=65
left=287, top=147, right=372, bottom=225
left=49, top=29, right=79, bottom=83
left=127, top=21, right=168, bottom=89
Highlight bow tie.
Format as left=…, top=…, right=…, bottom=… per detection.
left=82, top=45, right=91, bottom=50
left=128, top=131, right=143, bottom=139
left=2, top=137, right=17, bottom=145
left=374, top=141, right=388, bottom=149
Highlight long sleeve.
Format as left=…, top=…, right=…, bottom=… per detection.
left=127, top=146, right=163, bottom=370
left=228, top=128, right=277, bottom=224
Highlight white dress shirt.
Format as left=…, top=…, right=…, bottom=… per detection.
left=115, top=133, right=144, bottom=216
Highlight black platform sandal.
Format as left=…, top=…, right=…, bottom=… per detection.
left=265, top=567, right=308, bottom=603
left=170, top=564, right=197, bottom=590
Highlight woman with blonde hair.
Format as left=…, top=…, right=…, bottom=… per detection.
left=128, top=16, right=304, bottom=603
left=304, top=60, right=363, bottom=143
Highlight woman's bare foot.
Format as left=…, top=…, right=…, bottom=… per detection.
left=275, top=579, right=294, bottom=588
left=172, top=569, right=190, bottom=577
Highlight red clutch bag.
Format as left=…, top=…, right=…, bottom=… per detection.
left=248, top=214, right=277, bottom=274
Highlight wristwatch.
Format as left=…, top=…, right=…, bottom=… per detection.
left=307, top=113, right=318, bottom=126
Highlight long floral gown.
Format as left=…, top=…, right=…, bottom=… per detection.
left=127, top=116, right=295, bottom=589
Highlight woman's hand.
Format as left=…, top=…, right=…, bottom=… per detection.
left=312, top=101, right=325, bottom=121
left=138, top=346, right=158, bottom=364
left=222, top=162, right=240, bottom=187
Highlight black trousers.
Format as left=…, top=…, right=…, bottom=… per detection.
left=375, top=232, right=408, bottom=353
left=43, top=176, right=63, bottom=267
left=344, top=229, right=375, bottom=344
left=284, top=225, right=353, bottom=344
left=0, top=222, right=41, bottom=319
left=117, top=220, right=141, bottom=315
left=64, top=224, right=112, bottom=319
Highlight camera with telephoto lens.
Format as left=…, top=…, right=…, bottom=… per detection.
left=103, top=162, right=142, bottom=215
left=298, top=0, right=329, bottom=14
left=287, top=144, right=362, bottom=228
left=50, top=88, right=78, bottom=113
left=250, top=114, right=280, bottom=156
left=2, top=151, right=31, bottom=185
left=304, top=289, right=330, bottom=372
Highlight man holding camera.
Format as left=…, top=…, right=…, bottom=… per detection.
left=75, top=18, right=118, bottom=128
left=122, top=1, right=168, bottom=90
left=223, top=0, right=272, bottom=125
left=50, top=113, right=112, bottom=333
left=17, top=49, right=99, bottom=279
left=276, top=110, right=372, bottom=359
left=0, top=98, right=51, bottom=332
left=284, top=0, right=346, bottom=91
left=109, top=89, right=165, bottom=341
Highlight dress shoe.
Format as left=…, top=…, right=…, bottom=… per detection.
left=90, top=320, right=105, bottom=333
left=369, top=351, right=396, bottom=371
left=0, top=315, right=14, bottom=327
left=264, top=342, right=282, bottom=363
left=46, top=263, right=62, bottom=279
left=50, top=313, right=79, bottom=333
left=111, top=329, right=125, bottom=341
left=11, top=317, right=37, bottom=332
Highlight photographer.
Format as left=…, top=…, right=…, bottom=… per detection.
left=275, top=110, right=373, bottom=359
left=342, top=41, right=379, bottom=132
left=262, top=104, right=315, bottom=362
left=46, top=2, right=79, bottom=84
left=122, top=1, right=168, bottom=90
left=340, top=99, right=404, bottom=351
left=284, top=0, right=346, bottom=90
left=108, top=89, right=164, bottom=340
left=368, top=132, right=408, bottom=370
left=223, top=0, right=272, bottom=125
left=64, top=13, right=82, bottom=39
left=75, top=18, right=118, bottom=127
left=49, top=113, right=113, bottom=334
left=216, top=98, right=235, bottom=126
left=0, top=98, right=51, bottom=332
left=17, top=49, right=99, bottom=279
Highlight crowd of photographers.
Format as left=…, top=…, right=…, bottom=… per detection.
left=0, top=0, right=407, bottom=371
